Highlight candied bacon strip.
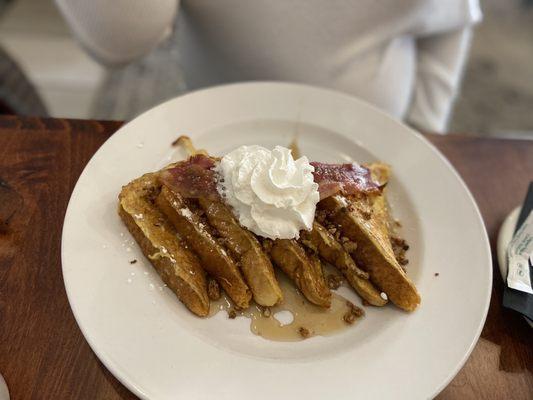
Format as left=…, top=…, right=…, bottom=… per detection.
left=159, top=154, right=220, bottom=200
left=310, top=162, right=380, bottom=200
left=160, top=156, right=380, bottom=201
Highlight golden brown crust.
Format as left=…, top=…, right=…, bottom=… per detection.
left=198, top=198, right=283, bottom=307
left=156, top=186, right=252, bottom=309
left=300, top=222, right=387, bottom=307
left=268, top=239, right=331, bottom=308
left=319, top=195, right=420, bottom=311
left=118, top=156, right=418, bottom=317
left=118, top=174, right=210, bottom=317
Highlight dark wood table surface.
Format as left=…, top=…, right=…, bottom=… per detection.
left=0, top=115, right=532, bottom=400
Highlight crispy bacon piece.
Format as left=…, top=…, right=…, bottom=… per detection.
left=310, top=162, right=380, bottom=200
left=159, top=154, right=220, bottom=200
left=160, top=155, right=380, bottom=201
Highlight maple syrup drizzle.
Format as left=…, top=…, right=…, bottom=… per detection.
left=210, top=271, right=361, bottom=342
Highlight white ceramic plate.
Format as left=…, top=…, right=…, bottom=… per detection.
left=62, top=82, right=492, bottom=400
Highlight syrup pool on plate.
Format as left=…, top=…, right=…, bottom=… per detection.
left=210, top=270, right=363, bottom=342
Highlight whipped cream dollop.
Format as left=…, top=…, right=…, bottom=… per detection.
left=216, top=145, right=319, bottom=239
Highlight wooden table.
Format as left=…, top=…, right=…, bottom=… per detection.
left=0, top=116, right=531, bottom=399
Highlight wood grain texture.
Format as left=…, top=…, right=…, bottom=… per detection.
left=0, top=116, right=531, bottom=399
left=0, top=116, right=135, bottom=400
left=427, top=135, right=533, bottom=400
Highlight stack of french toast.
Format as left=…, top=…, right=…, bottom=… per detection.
left=118, top=139, right=420, bottom=318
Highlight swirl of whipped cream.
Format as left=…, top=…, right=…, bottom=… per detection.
left=216, top=145, right=319, bottom=239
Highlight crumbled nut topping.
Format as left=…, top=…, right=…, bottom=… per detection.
left=207, top=278, right=221, bottom=301
left=343, top=300, right=365, bottom=325
left=350, top=304, right=365, bottom=318
left=361, top=210, right=372, bottom=220
left=391, top=236, right=409, bottom=267
left=298, top=327, right=311, bottom=338
left=343, top=312, right=356, bottom=325
left=327, top=274, right=343, bottom=290
left=391, top=236, right=409, bottom=250
left=228, top=309, right=237, bottom=319
left=129, top=259, right=137, bottom=264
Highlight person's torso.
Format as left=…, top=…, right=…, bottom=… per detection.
left=177, top=0, right=471, bottom=118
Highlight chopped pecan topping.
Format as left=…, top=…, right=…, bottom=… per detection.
left=298, top=327, right=311, bottom=339
left=391, top=236, right=409, bottom=267
left=327, top=274, right=343, bottom=290
left=343, top=312, right=356, bottom=325
left=345, top=300, right=365, bottom=321
left=207, top=278, right=221, bottom=301
left=361, top=210, right=372, bottom=220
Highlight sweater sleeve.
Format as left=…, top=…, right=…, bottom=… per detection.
left=405, top=27, right=474, bottom=133
left=55, top=0, right=179, bottom=65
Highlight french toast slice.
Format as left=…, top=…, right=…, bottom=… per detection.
left=319, top=194, right=420, bottom=311
left=156, top=185, right=252, bottom=309
left=267, top=239, right=331, bottom=308
left=198, top=198, right=283, bottom=307
left=118, top=173, right=210, bottom=317
left=300, top=222, right=387, bottom=306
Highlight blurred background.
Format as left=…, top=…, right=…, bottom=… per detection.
left=0, top=0, right=531, bottom=138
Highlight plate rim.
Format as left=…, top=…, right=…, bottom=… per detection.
left=61, top=81, right=492, bottom=400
